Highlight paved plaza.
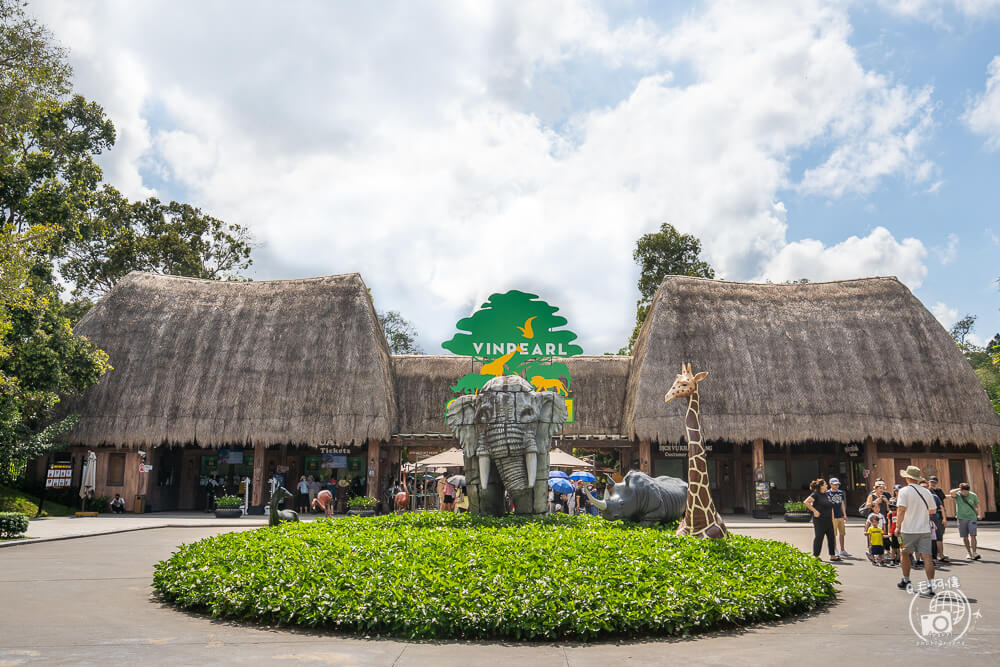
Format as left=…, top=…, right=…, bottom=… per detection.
left=1, top=518, right=998, bottom=665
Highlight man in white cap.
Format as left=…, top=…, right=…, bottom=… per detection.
left=827, top=477, right=849, bottom=557
left=894, top=465, right=936, bottom=596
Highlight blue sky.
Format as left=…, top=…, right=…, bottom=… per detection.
left=33, top=0, right=1000, bottom=351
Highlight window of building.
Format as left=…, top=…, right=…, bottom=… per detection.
left=764, top=460, right=786, bottom=487
left=654, top=458, right=685, bottom=479
left=790, top=459, right=819, bottom=491
left=107, top=453, right=126, bottom=486
left=949, top=460, right=966, bottom=486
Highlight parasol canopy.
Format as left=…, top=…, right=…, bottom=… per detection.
left=413, top=448, right=464, bottom=468
left=548, top=478, right=574, bottom=495
left=548, top=448, right=592, bottom=469
left=79, top=451, right=97, bottom=500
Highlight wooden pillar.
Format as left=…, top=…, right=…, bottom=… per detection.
left=751, top=438, right=764, bottom=480
left=733, top=444, right=745, bottom=512
left=639, top=439, right=652, bottom=475
left=252, top=442, right=267, bottom=506
left=367, top=439, right=381, bottom=500
left=618, top=447, right=630, bottom=476
left=863, top=436, right=878, bottom=491
left=982, top=446, right=997, bottom=513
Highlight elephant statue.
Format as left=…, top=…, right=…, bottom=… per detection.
left=446, top=375, right=567, bottom=515
left=584, top=471, right=687, bottom=526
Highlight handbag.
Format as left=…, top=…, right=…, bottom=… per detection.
left=858, top=502, right=871, bottom=517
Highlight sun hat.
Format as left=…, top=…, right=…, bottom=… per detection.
left=829, top=477, right=840, bottom=485
left=899, top=465, right=924, bottom=482
left=875, top=480, right=886, bottom=487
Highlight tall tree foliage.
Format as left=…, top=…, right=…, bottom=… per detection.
left=0, top=1, right=251, bottom=480
left=378, top=310, right=422, bottom=354
left=620, top=222, right=715, bottom=354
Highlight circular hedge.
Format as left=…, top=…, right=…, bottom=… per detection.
left=153, top=513, right=837, bottom=640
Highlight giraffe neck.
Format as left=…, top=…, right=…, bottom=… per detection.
left=682, top=388, right=727, bottom=538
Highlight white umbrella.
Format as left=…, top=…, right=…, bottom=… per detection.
left=79, top=450, right=97, bottom=510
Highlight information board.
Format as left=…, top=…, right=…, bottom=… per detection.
left=45, top=463, right=72, bottom=488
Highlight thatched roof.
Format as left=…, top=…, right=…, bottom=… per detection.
left=624, top=276, right=1000, bottom=447
left=64, top=272, right=397, bottom=447
left=392, top=354, right=628, bottom=436
left=557, top=356, right=629, bottom=436
left=393, top=355, right=475, bottom=434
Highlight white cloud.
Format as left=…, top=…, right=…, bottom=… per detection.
left=931, top=301, right=959, bottom=328
left=965, top=55, right=1000, bottom=150
left=33, top=0, right=940, bottom=351
left=932, top=233, right=959, bottom=265
left=760, top=226, right=928, bottom=287
left=877, top=0, right=1000, bottom=23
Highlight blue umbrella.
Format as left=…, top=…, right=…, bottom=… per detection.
left=570, top=471, right=596, bottom=482
left=548, top=478, right=574, bottom=495
left=549, top=470, right=569, bottom=479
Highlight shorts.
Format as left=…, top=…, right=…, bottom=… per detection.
left=932, top=516, right=945, bottom=538
left=958, top=519, right=978, bottom=538
left=443, top=494, right=454, bottom=504
left=870, top=544, right=884, bottom=555
left=833, top=517, right=846, bottom=536
left=899, top=531, right=932, bottom=555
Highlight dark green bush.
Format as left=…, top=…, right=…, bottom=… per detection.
left=215, top=495, right=243, bottom=509
left=0, top=511, right=29, bottom=537
left=89, top=495, right=110, bottom=513
left=784, top=501, right=809, bottom=513
left=153, top=513, right=837, bottom=640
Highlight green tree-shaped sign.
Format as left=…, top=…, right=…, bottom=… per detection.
left=442, top=291, right=582, bottom=421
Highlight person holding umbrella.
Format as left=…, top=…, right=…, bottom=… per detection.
left=548, top=477, right=574, bottom=514
left=570, top=471, right=597, bottom=516
left=439, top=475, right=457, bottom=512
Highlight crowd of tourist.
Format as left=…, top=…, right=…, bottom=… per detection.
left=803, top=466, right=985, bottom=597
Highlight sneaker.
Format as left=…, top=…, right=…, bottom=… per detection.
left=914, top=559, right=924, bottom=567
left=974, top=553, right=981, bottom=560
left=897, top=579, right=910, bottom=590
left=920, top=586, right=936, bottom=598
left=967, top=554, right=974, bottom=560
left=840, top=550, right=852, bottom=557
left=939, top=555, right=950, bottom=563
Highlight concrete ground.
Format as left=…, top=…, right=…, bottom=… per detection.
left=0, top=519, right=998, bottom=665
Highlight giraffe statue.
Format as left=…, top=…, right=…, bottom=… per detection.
left=664, top=363, right=728, bottom=539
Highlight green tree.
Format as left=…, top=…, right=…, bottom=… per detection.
left=0, top=228, right=110, bottom=482
left=442, top=290, right=583, bottom=372
left=949, top=314, right=979, bottom=350
left=1, top=0, right=252, bottom=299
left=620, top=222, right=715, bottom=353
left=379, top=310, right=422, bottom=354
left=62, top=188, right=253, bottom=298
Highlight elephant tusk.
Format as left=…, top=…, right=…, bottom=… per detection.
left=584, top=485, right=607, bottom=510
left=525, top=452, right=537, bottom=488
left=479, top=455, right=491, bottom=489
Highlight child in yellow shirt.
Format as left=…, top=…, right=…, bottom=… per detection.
left=867, top=523, right=886, bottom=566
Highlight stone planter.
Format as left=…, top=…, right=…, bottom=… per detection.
left=347, top=509, right=376, bottom=517
left=783, top=512, right=812, bottom=523
left=214, top=508, right=243, bottom=519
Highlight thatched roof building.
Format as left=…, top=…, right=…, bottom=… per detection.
left=64, top=272, right=397, bottom=447
left=391, top=355, right=629, bottom=437
left=393, top=355, right=473, bottom=435
left=624, top=276, right=1000, bottom=447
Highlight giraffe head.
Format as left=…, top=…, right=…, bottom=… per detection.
left=664, top=363, right=708, bottom=403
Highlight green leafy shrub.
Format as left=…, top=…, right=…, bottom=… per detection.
left=89, top=495, right=110, bottom=513
left=347, top=495, right=377, bottom=509
left=153, top=513, right=837, bottom=640
left=215, top=495, right=243, bottom=509
left=0, top=512, right=29, bottom=537
left=784, top=501, right=809, bottom=513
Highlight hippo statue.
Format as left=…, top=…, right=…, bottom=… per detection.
left=584, top=470, right=687, bottom=526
